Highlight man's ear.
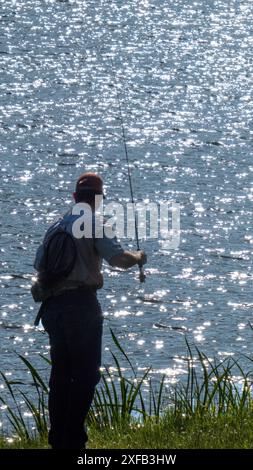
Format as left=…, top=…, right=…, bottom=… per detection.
left=73, top=192, right=77, bottom=203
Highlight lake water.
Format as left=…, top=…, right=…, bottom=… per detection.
left=1, top=0, right=253, bottom=400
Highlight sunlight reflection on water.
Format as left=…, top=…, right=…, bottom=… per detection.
left=0, top=0, right=253, bottom=392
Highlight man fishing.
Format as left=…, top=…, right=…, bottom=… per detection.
left=34, top=172, right=147, bottom=450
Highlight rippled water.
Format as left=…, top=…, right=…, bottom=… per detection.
left=1, top=0, right=253, bottom=394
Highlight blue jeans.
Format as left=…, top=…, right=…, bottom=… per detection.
left=41, top=288, right=103, bottom=449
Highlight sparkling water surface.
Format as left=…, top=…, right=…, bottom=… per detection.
left=1, top=0, right=253, bottom=402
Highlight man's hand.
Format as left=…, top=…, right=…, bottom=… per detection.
left=137, top=250, right=147, bottom=266
left=109, top=250, right=147, bottom=269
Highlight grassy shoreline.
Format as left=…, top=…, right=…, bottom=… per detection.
left=1, top=411, right=253, bottom=449
left=1, top=331, right=253, bottom=449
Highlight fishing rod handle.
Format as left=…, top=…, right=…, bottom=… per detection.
left=137, top=249, right=146, bottom=283
left=138, top=264, right=146, bottom=283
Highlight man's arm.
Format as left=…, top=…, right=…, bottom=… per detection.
left=94, top=222, right=147, bottom=270
left=109, top=250, right=147, bottom=269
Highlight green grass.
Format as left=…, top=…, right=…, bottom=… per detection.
left=1, top=330, right=253, bottom=449
left=89, top=412, right=253, bottom=449
left=2, top=412, right=253, bottom=449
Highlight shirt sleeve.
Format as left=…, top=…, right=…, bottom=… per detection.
left=94, top=230, right=124, bottom=264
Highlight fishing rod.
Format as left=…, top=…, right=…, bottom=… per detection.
left=110, top=59, right=146, bottom=283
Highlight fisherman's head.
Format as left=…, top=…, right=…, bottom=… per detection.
left=73, top=172, right=104, bottom=210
